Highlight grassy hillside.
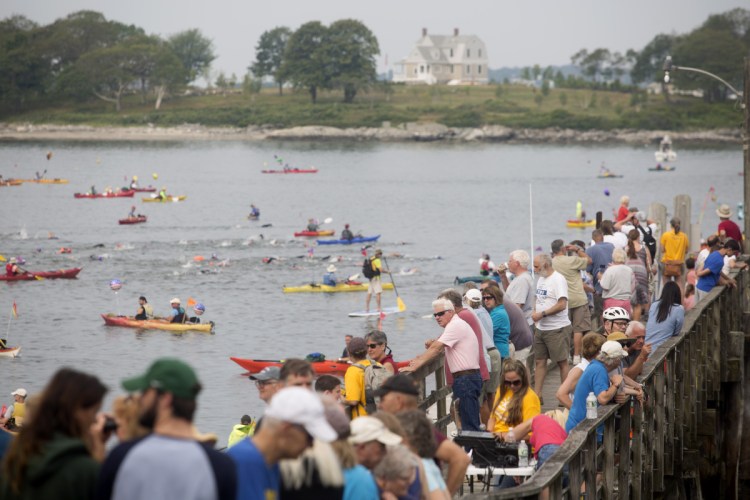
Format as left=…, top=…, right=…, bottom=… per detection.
left=4, top=84, right=739, bottom=131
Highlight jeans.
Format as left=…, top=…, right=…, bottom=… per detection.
left=453, top=372, right=482, bottom=431
left=536, top=444, right=568, bottom=487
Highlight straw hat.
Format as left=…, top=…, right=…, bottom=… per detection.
left=326, top=264, right=337, bottom=273
left=716, top=204, right=732, bottom=218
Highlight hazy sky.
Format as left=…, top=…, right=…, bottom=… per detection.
left=2, top=0, right=745, bottom=80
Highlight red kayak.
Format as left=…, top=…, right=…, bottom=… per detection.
left=119, top=216, right=147, bottom=225
left=0, top=267, right=82, bottom=281
left=293, top=230, right=335, bottom=237
left=261, top=168, right=318, bottom=174
left=230, top=357, right=410, bottom=375
left=74, top=190, right=135, bottom=198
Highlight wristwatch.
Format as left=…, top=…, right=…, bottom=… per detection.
left=542, top=311, right=547, bottom=318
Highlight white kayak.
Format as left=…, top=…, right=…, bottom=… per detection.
left=348, top=306, right=402, bottom=318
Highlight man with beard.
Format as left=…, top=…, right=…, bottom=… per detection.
left=97, top=358, right=237, bottom=500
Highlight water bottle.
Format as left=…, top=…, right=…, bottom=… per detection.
left=506, top=427, right=515, bottom=443
left=518, top=440, right=529, bottom=467
left=586, top=392, right=597, bottom=419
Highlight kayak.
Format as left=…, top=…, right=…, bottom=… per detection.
left=283, top=282, right=394, bottom=293
left=261, top=168, right=318, bottom=174
left=119, top=216, right=147, bottom=225
left=648, top=167, right=676, bottom=172
left=131, top=186, right=157, bottom=192
left=74, top=190, right=135, bottom=198
left=348, top=306, right=402, bottom=318
left=0, top=268, right=82, bottom=281
left=230, top=356, right=409, bottom=375
left=454, top=275, right=500, bottom=285
left=142, top=195, right=186, bottom=202
left=294, top=230, right=334, bottom=237
left=567, top=219, right=595, bottom=228
left=597, top=174, right=623, bottom=179
left=316, top=235, right=381, bottom=245
left=20, top=178, right=69, bottom=184
left=101, top=314, right=214, bottom=333
left=0, top=346, right=20, bottom=358
left=0, top=181, right=22, bottom=187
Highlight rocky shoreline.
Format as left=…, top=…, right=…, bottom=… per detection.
left=0, top=122, right=741, bottom=145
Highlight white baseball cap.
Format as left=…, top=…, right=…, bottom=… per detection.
left=265, top=387, right=337, bottom=442
left=349, top=416, right=403, bottom=445
left=601, top=340, right=627, bottom=359
left=170, top=298, right=181, bottom=304
left=464, top=289, right=482, bottom=303
left=11, top=388, right=27, bottom=397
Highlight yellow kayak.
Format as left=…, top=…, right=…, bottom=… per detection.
left=101, top=314, right=213, bottom=333
left=142, top=195, right=186, bottom=202
left=19, top=178, right=69, bottom=184
left=283, top=282, right=395, bottom=293
left=566, top=219, right=595, bottom=228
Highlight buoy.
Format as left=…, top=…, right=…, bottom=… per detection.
left=604, top=189, right=610, bottom=196
left=152, top=172, right=158, bottom=180
left=109, top=279, right=122, bottom=291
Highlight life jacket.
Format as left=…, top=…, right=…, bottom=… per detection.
left=5, top=263, right=14, bottom=275
left=171, top=307, right=186, bottom=323
left=12, top=402, right=25, bottom=427
left=480, top=260, right=491, bottom=275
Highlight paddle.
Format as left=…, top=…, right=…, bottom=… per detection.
left=16, top=265, right=43, bottom=280
left=381, top=255, right=406, bottom=312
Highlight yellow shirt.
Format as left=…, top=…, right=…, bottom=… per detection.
left=660, top=230, right=689, bottom=262
left=490, top=388, right=541, bottom=433
left=343, top=360, right=371, bottom=419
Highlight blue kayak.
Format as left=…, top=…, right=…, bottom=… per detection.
left=316, top=235, right=381, bottom=245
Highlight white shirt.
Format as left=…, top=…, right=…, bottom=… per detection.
left=534, top=271, right=571, bottom=330
left=604, top=232, right=628, bottom=250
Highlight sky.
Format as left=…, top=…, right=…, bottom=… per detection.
left=2, top=0, right=746, bottom=81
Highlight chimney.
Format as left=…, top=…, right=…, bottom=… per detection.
left=422, top=28, right=427, bottom=37
left=454, top=28, right=459, bottom=36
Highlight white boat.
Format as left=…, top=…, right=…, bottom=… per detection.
left=655, top=136, right=677, bottom=162
left=0, top=346, right=21, bottom=358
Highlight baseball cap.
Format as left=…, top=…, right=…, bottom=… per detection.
left=122, top=358, right=201, bottom=399
left=347, top=337, right=367, bottom=356
left=11, top=388, right=27, bottom=397
left=349, top=416, right=403, bottom=445
left=601, top=340, right=628, bottom=359
left=464, top=289, right=482, bottom=303
left=374, top=374, right=419, bottom=397
left=249, top=366, right=281, bottom=382
left=170, top=298, right=181, bottom=304
left=265, top=387, right=337, bottom=441
left=326, top=264, right=337, bottom=273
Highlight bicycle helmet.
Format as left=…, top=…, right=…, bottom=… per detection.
left=602, top=307, right=630, bottom=322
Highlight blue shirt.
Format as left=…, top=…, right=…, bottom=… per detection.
left=227, top=438, right=280, bottom=500
left=343, top=465, right=379, bottom=500
left=586, top=242, right=614, bottom=293
left=696, top=250, right=724, bottom=292
left=323, top=272, right=337, bottom=286
left=645, top=300, right=685, bottom=350
left=566, top=360, right=610, bottom=437
left=489, top=305, right=511, bottom=358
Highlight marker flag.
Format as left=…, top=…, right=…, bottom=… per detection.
left=12, top=301, right=18, bottom=318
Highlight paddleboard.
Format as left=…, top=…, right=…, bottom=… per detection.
left=348, top=306, right=401, bottom=318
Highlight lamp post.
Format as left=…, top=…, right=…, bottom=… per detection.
left=663, top=56, right=750, bottom=250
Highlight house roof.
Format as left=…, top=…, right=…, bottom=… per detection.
left=399, top=34, right=485, bottom=65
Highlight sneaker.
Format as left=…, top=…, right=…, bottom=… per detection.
left=573, top=355, right=581, bottom=365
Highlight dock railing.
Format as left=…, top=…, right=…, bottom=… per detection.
left=415, top=267, right=749, bottom=499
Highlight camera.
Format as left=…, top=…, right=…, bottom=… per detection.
left=103, top=416, right=118, bottom=432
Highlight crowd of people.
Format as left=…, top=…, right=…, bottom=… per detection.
left=0, top=200, right=743, bottom=498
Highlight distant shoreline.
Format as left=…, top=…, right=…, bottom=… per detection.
left=0, top=123, right=741, bottom=145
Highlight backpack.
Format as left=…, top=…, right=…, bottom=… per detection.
left=362, top=257, right=379, bottom=280
left=305, top=352, right=326, bottom=363
left=353, top=361, right=391, bottom=414
left=637, top=224, right=657, bottom=260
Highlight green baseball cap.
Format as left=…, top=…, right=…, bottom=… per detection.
left=122, top=358, right=201, bottom=399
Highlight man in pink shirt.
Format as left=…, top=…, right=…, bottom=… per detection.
left=401, top=298, right=483, bottom=430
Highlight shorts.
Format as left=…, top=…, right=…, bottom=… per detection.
left=482, top=348, right=503, bottom=397
left=568, top=305, right=592, bottom=333
left=533, top=325, right=572, bottom=363
left=603, top=298, right=632, bottom=315
left=368, top=277, right=382, bottom=294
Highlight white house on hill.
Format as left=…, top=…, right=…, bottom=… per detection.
left=392, top=28, right=489, bottom=85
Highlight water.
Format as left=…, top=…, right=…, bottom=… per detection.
left=0, top=139, right=740, bottom=445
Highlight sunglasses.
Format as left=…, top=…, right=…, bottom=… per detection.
left=482, top=296, right=494, bottom=301
left=367, top=343, right=382, bottom=349
left=504, top=379, right=522, bottom=387
left=433, top=310, right=450, bottom=318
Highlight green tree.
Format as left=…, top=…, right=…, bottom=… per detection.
left=250, top=26, right=292, bottom=95
left=0, top=15, right=49, bottom=112
left=520, top=66, right=532, bottom=80
left=280, top=21, right=329, bottom=104
left=242, top=72, right=263, bottom=100
left=167, top=29, right=215, bottom=84
left=532, top=64, right=541, bottom=80
left=581, top=48, right=610, bottom=82
left=215, top=71, right=228, bottom=94
left=630, top=34, right=675, bottom=84
left=325, top=19, right=379, bottom=103
left=541, top=80, right=550, bottom=96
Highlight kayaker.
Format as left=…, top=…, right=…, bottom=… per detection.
left=90, top=185, right=97, bottom=195
left=5, top=257, right=20, bottom=276
left=249, top=204, right=260, bottom=219
left=135, top=296, right=154, bottom=320
left=130, top=175, right=139, bottom=189
left=188, top=303, right=205, bottom=323
left=0, top=388, right=27, bottom=430
left=158, top=187, right=167, bottom=201
left=307, top=218, right=319, bottom=232
left=227, top=414, right=256, bottom=448
left=323, top=264, right=338, bottom=286
left=479, top=253, right=496, bottom=276
left=341, top=224, right=354, bottom=241
left=128, top=205, right=136, bottom=218
left=167, top=297, right=186, bottom=323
